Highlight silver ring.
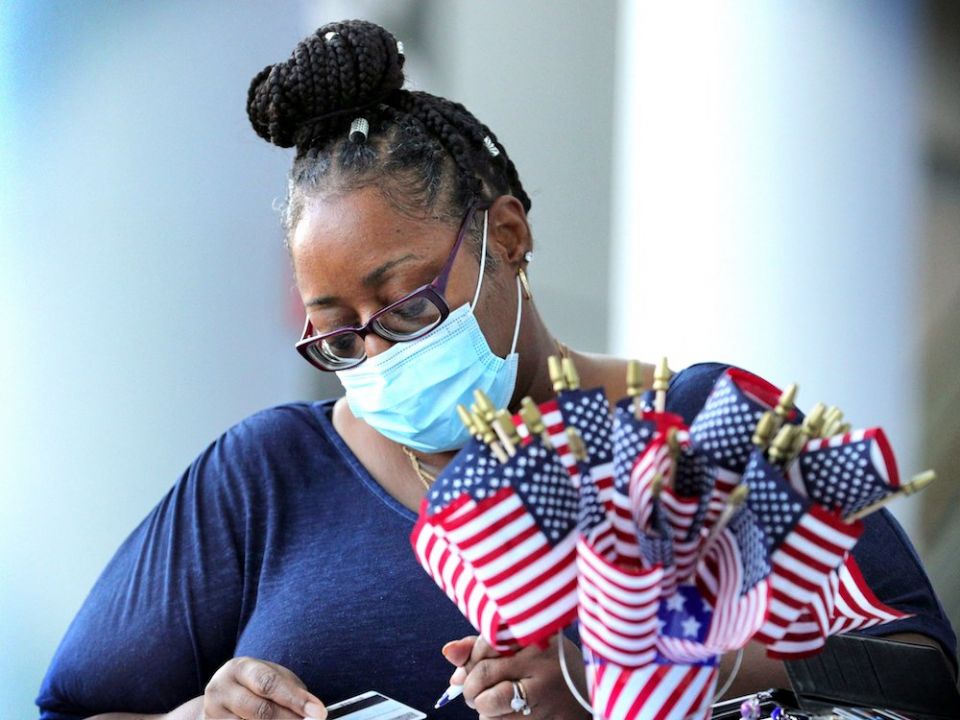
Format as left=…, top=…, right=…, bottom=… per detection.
left=510, top=680, right=531, bottom=716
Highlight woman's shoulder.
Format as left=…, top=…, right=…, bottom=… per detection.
left=217, top=398, right=337, bottom=447
left=664, top=361, right=733, bottom=423
left=182, top=398, right=344, bottom=494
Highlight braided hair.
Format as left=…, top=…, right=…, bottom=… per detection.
left=246, top=20, right=531, bottom=251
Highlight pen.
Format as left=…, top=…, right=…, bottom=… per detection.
left=434, top=683, right=463, bottom=709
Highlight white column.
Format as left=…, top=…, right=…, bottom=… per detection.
left=609, top=1, right=923, bottom=537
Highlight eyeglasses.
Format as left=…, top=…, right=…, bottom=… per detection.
left=296, top=200, right=490, bottom=371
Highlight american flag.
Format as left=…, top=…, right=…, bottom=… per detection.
left=658, top=435, right=704, bottom=543
left=826, top=553, right=910, bottom=633
left=656, top=584, right=717, bottom=664
left=578, top=450, right=617, bottom=559
left=739, top=451, right=864, bottom=647
left=672, top=443, right=713, bottom=542
left=628, top=439, right=680, bottom=595
left=410, top=511, right=517, bottom=652
left=558, top=387, right=616, bottom=508
left=614, top=412, right=689, bottom=568
left=688, top=369, right=791, bottom=530
left=410, top=434, right=580, bottom=649
left=627, top=436, right=708, bottom=595
left=585, top=592, right=720, bottom=720
left=612, top=399, right=656, bottom=490
left=611, top=400, right=657, bottom=566
left=695, top=508, right=772, bottom=653
left=576, top=414, right=663, bottom=668
left=540, top=398, right=581, bottom=482
left=576, top=534, right=662, bottom=668
left=787, top=427, right=901, bottom=517
left=765, top=553, right=910, bottom=659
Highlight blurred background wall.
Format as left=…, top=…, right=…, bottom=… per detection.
left=0, top=1, right=956, bottom=717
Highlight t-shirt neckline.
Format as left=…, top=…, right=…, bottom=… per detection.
left=312, top=398, right=420, bottom=523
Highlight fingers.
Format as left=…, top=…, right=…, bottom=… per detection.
left=461, top=658, right=517, bottom=711
left=236, top=658, right=323, bottom=714
left=206, top=657, right=327, bottom=720
left=441, top=636, right=476, bottom=667
left=463, top=635, right=499, bottom=674
left=206, top=688, right=303, bottom=719
left=474, top=679, right=526, bottom=718
left=446, top=634, right=500, bottom=686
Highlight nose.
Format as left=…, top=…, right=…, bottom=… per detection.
left=363, top=332, right=394, bottom=360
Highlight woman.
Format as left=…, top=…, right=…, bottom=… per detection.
left=37, top=19, right=955, bottom=720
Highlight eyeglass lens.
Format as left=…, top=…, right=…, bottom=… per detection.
left=308, top=293, right=446, bottom=369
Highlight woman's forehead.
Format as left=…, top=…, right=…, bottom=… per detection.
left=291, top=188, right=446, bottom=259
left=290, top=188, right=456, bottom=299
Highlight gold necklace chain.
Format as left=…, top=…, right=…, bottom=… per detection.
left=401, top=445, right=436, bottom=491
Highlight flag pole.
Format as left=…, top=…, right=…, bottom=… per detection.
left=494, top=409, right=521, bottom=457
left=470, top=409, right=509, bottom=464
left=475, top=389, right=516, bottom=456
left=845, top=470, right=936, bottom=522
left=695, top=484, right=749, bottom=563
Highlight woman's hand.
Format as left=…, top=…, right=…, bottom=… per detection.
left=442, top=635, right=591, bottom=720
left=203, top=656, right=327, bottom=720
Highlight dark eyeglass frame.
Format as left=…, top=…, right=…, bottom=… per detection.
left=296, top=200, right=491, bottom=371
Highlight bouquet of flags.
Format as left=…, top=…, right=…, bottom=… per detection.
left=410, top=358, right=935, bottom=720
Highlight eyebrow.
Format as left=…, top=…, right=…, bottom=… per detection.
left=304, top=253, right=421, bottom=308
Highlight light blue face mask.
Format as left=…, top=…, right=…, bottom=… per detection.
left=336, top=211, right=522, bottom=453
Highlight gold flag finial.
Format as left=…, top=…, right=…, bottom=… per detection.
left=472, top=411, right=509, bottom=464
left=752, top=411, right=777, bottom=449
left=566, top=427, right=588, bottom=461
left=473, top=389, right=497, bottom=424
left=775, top=383, right=798, bottom=423
left=666, top=427, right=681, bottom=459
left=653, top=357, right=671, bottom=413
left=768, top=424, right=797, bottom=465
left=561, top=357, right=581, bottom=390
left=821, top=406, right=844, bottom=437
left=626, top=359, right=645, bottom=419
left=548, top=355, right=567, bottom=393
left=801, top=402, right=827, bottom=439
left=520, top=397, right=553, bottom=449
left=846, top=470, right=936, bottom=522
left=651, top=472, right=665, bottom=499
left=457, top=404, right=477, bottom=437
left=493, top=409, right=521, bottom=457
left=626, top=360, right=643, bottom=396
left=904, top=469, right=936, bottom=495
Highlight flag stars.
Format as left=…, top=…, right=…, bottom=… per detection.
left=666, top=592, right=686, bottom=612
left=681, top=615, right=702, bottom=637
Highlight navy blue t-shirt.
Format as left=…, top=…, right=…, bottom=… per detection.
left=36, top=363, right=957, bottom=718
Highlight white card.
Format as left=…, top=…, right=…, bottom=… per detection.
left=324, top=690, right=427, bottom=720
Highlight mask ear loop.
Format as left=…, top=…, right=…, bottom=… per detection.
left=509, top=274, right=523, bottom=354
left=556, top=630, right=593, bottom=713
left=470, top=210, right=489, bottom=310
left=471, top=209, right=522, bottom=357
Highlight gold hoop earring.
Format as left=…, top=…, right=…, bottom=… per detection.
left=517, top=266, right=532, bottom=300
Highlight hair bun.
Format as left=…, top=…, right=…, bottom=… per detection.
left=246, top=20, right=406, bottom=149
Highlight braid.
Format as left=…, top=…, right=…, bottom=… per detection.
left=246, top=19, right=531, bottom=240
